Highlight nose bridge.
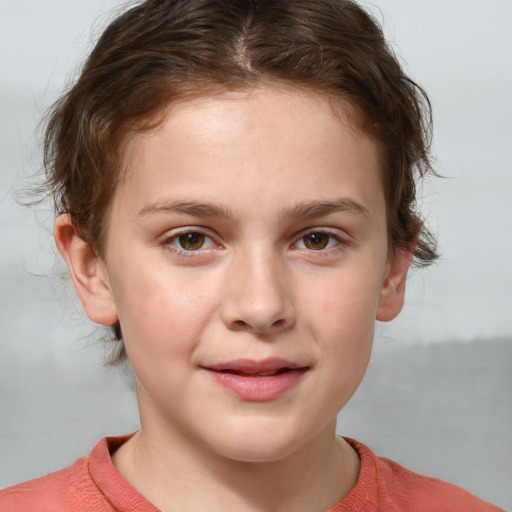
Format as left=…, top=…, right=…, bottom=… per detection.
left=222, top=244, right=294, bottom=333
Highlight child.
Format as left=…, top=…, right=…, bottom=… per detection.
left=1, top=0, right=505, bottom=510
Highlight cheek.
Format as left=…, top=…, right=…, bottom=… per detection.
left=302, top=272, right=380, bottom=383
left=320, top=289, right=375, bottom=369
left=108, top=259, right=219, bottom=358
left=312, top=270, right=383, bottom=329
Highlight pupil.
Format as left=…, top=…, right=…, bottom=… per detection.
left=305, top=232, right=328, bottom=250
left=179, top=232, right=204, bottom=250
left=310, top=233, right=323, bottom=244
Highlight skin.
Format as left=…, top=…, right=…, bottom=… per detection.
left=55, top=86, right=411, bottom=512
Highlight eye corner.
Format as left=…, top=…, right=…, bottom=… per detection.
left=161, top=227, right=222, bottom=256
left=289, top=228, right=352, bottom=258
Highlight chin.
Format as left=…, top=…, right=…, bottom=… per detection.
left=205, top=417, right=316, bottom=464
left=218, top=440, right=301, bottom=464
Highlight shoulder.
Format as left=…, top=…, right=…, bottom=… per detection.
left=0, top=457, right=88, bottom=512
left=338, top=438, right=505, bottom=512
left=0, top=438, right=120, bottom=512
left=372, top=454, right=504, bottom=511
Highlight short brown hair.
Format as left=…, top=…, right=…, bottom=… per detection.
left=43, top=0, right=438, bottom=363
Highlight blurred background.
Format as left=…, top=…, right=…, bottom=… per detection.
left=1, top=0, right=511, bottom=509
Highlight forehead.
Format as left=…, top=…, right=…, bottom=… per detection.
left=115, top=86, right=384, bottom=220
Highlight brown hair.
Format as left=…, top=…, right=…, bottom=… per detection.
left=43, top=0, right=438, bottom=363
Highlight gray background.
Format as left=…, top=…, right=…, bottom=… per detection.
left=1, top=0, right=511, bottom=509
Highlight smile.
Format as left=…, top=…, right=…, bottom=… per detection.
left=220, top=368, right=293, bottom=377
left=202, top=358, right=309, bottom=401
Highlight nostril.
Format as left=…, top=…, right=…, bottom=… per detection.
left=229, top=317, right=289, bottom=333
left=233, top=319, right=250, bottom=330
left=271, top=318, right=287, bottom=329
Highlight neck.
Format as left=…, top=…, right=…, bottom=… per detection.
left=112, top=396, right=360, bottom=512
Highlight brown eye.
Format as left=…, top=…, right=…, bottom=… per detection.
left=302, top=232, right=330, bottom=250
left=178, top=232, right=206, bottom=251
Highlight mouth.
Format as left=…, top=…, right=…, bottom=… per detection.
left=218, top=367, right=304, bottom=377
left=203, top=358, right=309, bottom=376
left=202, top=358, right=309, bottom=401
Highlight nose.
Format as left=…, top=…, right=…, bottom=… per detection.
left=221, top=250, right=295, bottom=334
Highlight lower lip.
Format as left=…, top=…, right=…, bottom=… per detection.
left=205, top=369, right=307, bottom=401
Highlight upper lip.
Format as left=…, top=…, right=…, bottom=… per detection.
left=202, top=358, right=309, bottom=375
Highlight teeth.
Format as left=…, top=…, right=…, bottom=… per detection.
left=248, top=368, right=291, bottom=376
left=220, top=368, right=292, bottom=376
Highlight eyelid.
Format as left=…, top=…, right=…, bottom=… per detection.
left=161, top=227, right=221, bottom=255
left=291, top=228, right=348, bottom=251
left=159, top=226, right=349, bottom=256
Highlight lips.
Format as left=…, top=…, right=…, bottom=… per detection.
left=222, top=368, right=291, bottom=376
left=202, top=358, right=309, bottom=401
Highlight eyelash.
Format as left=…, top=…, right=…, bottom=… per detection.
left=161, top=228, right=347, bottom=257
left=293, top=230, right=347, bottom=253
left=162, top=229, right=218, bottom=256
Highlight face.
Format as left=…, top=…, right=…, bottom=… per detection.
left=60, top=86, right=409, bottom=463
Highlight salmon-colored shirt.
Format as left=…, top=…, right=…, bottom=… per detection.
left=0, top=436, right=504, bottom=511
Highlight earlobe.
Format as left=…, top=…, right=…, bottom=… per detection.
left=54, top=214, right=118, bottom=326
left=376, top=249, right=412, bottom=322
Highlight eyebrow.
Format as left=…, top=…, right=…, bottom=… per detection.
left=138, top=200, right=232, bottom=219
left=282, top=199, right=370, bottom=221
left=138, top=198, right=370, bottom=221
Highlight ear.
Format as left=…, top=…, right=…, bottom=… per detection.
left=54, top=214, right=118, bottom=326
left=376, top=248, right=412, bottom=322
